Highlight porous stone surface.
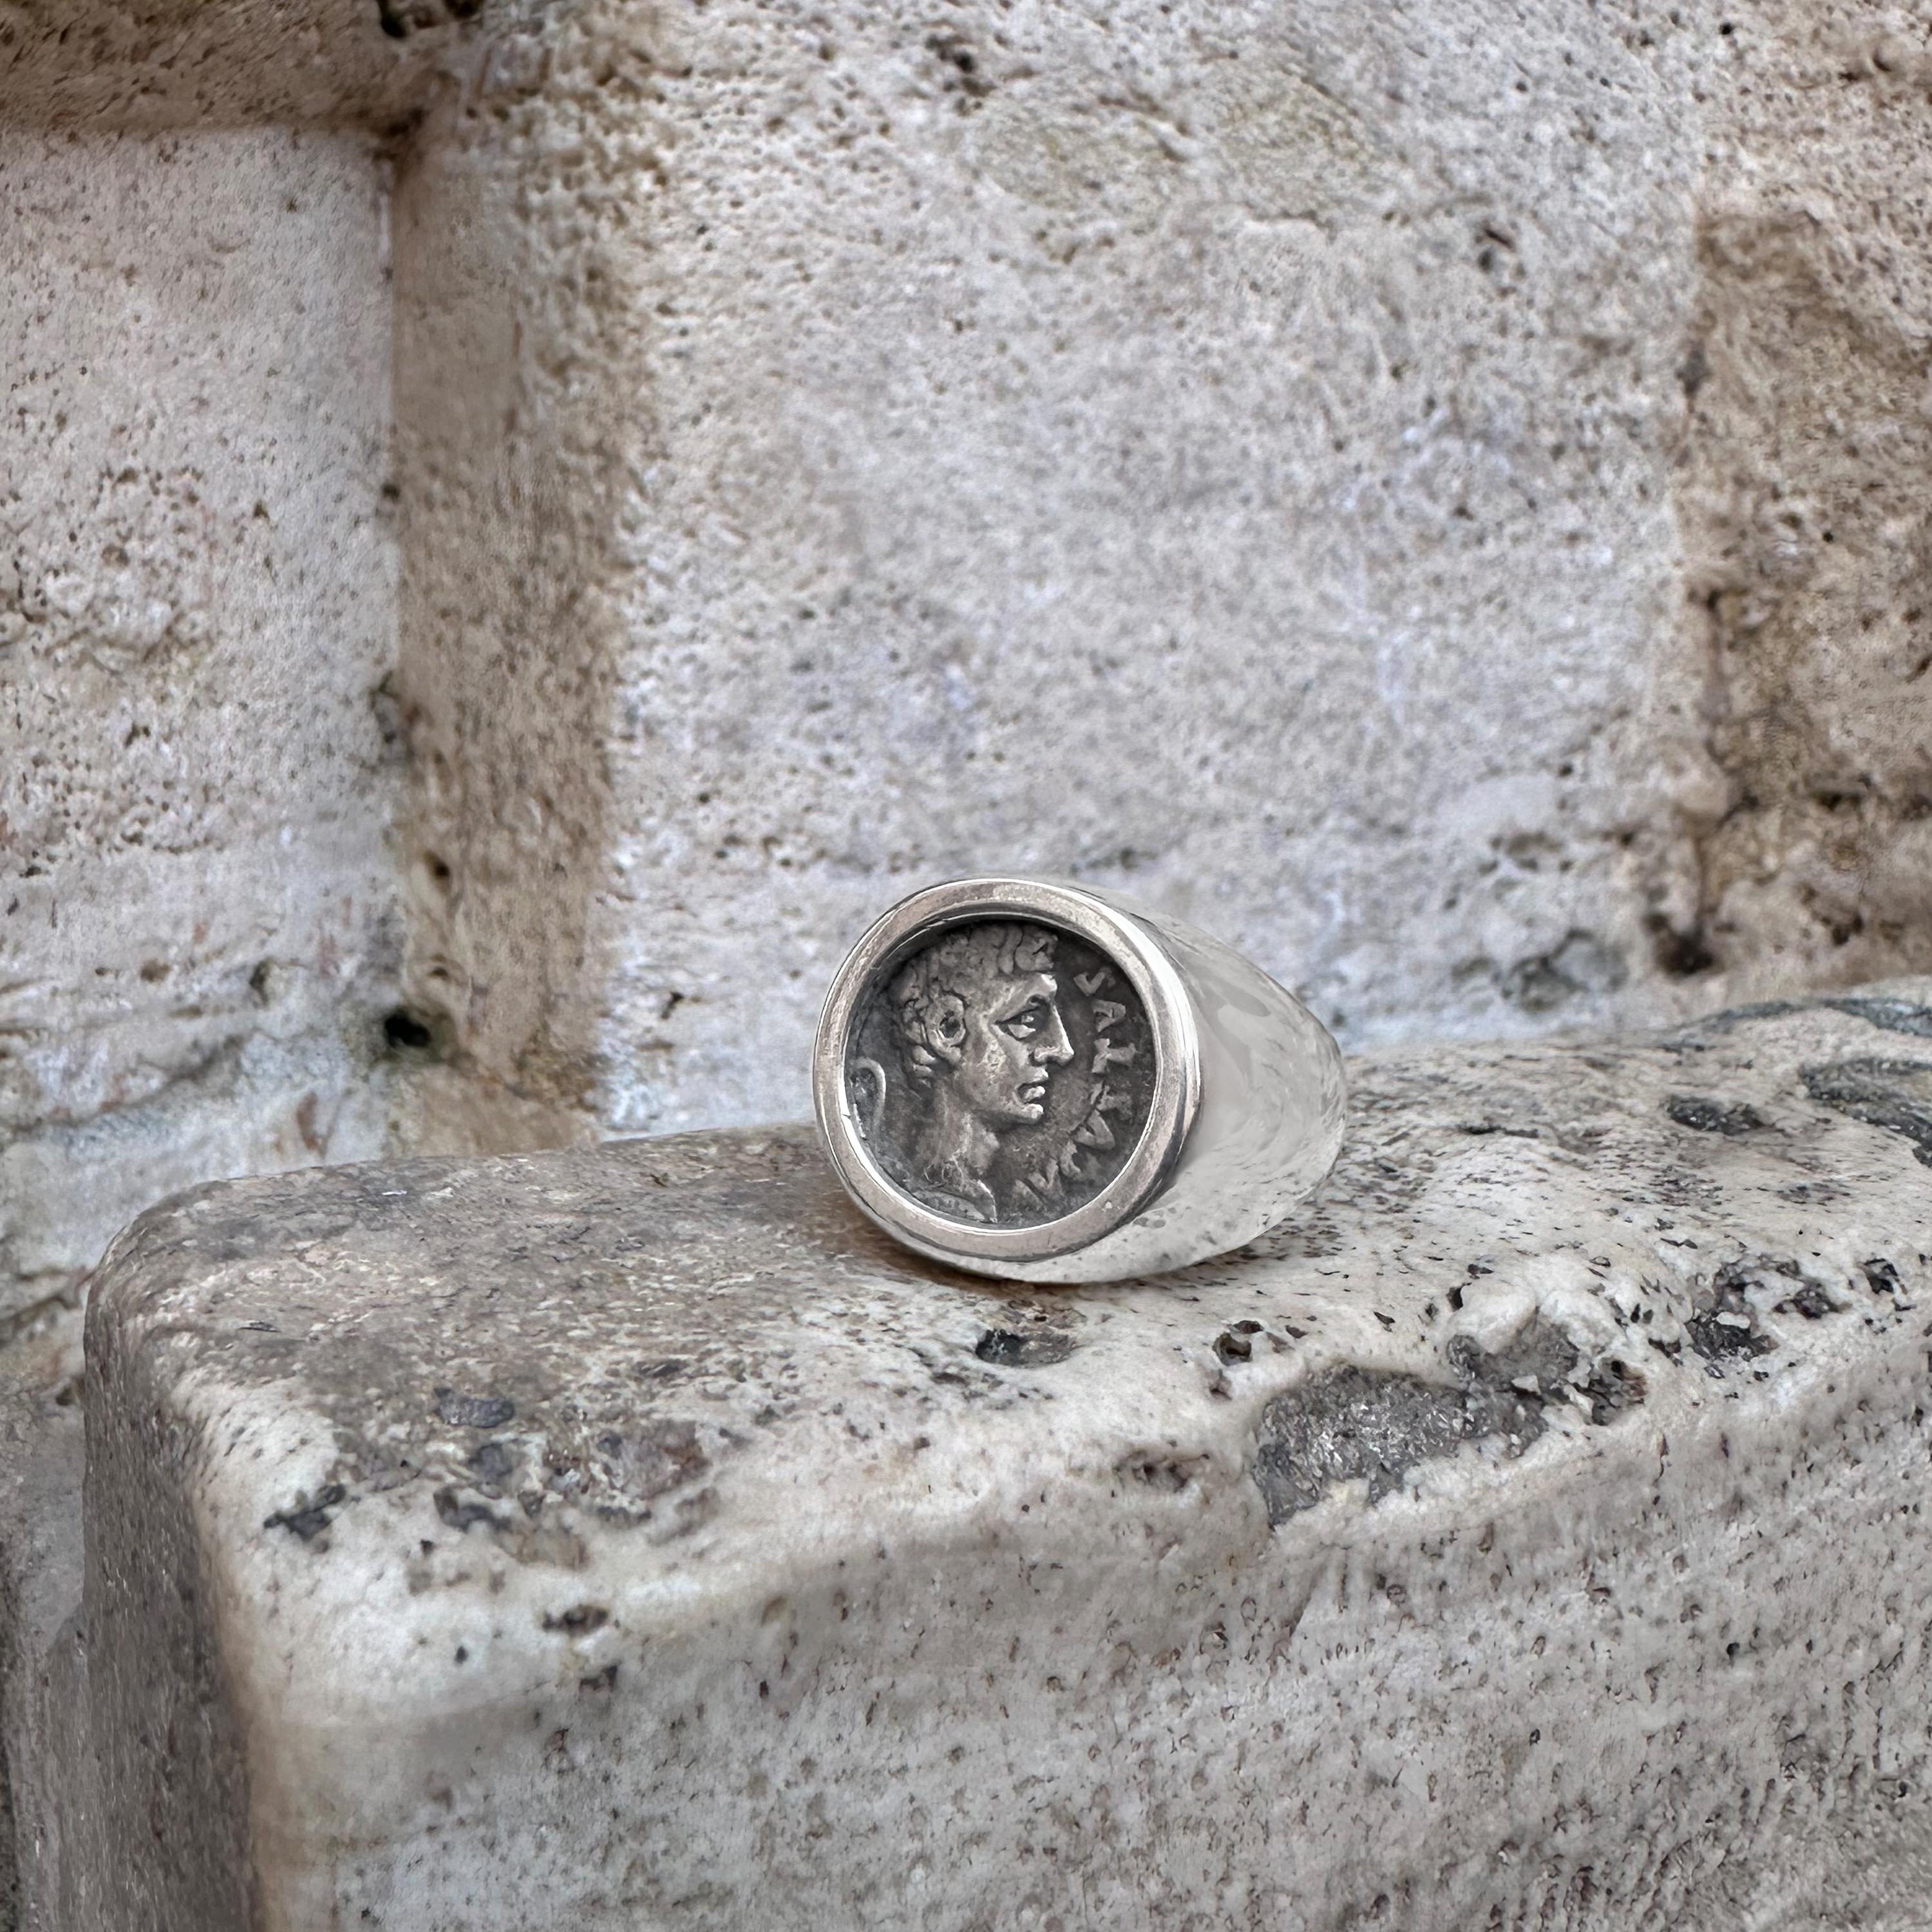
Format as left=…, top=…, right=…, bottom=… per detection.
left=1660, top=3, right=1932, bottom=999
left=384, top=0, right=1932, bottom=1154
left=0, top=0, right=497, bottom=133
left=0, top=1350, right=84, bottom=1932
left=0, top=128, right=412, bottom=1322
left=62, top=982, right=1932, bottom=1929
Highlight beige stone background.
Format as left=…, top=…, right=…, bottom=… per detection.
left=4, top=0, right=1931, bottom=1329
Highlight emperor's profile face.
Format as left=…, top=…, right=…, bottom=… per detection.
left=850, top=912, right=1155, bottom=1229
left=892, top=923, right=1076, bottom=1150
left=952, top=966, right=1074, bottom=1124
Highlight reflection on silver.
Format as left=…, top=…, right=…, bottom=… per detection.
left=812, top=876, right=1347, bottom=1283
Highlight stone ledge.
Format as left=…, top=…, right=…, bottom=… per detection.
left=0, top=1371, right=82, bottom=1932
left=50, top=985, right=1932, bottom=1927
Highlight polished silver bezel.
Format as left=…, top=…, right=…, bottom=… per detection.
left=813, top=876, right=1202, bottom=1267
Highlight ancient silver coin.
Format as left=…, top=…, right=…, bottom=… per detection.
left=845, top=919, right=1157, bottom=1227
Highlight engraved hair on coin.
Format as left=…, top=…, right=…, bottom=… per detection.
left=848, top=918, right=1156, bottom=1227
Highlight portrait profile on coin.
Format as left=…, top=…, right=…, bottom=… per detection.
left=846, top=918, right=1157, bottom=1228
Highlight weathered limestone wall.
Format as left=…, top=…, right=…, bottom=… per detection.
left=8, top=0, right=1932, bottom=1307
left=0, top=0, right=472, bottom=132
left=1656, top=2, right=1932, bottom=997
left=388, top=0, right=1932, bottom=1154
left=391, top=0, right=1703, bottom=1141
left=384, top=17, right=651, bottom=1157
left=0, top=128, right=406, bottom=1323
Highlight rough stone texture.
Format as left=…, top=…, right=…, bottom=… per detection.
left=0, top=3, right=578, bottom=1327
left=0, top=0, right=485, bottom=133
left=0, top=1320, right=83, bottom=1932
left=0, top=129, right=409, bottom=1323
left=384, top=14, right=653, bottom=1155
left=1641, top=0, right=1932, bottom=1007
left=385, top=0, right=1932, bottom=1154
left=587, top=0, right=1709, bottom=1122
left=394, top=0, right=1711, bottom=1138
left=41, top=982, right=1932, bottom=1929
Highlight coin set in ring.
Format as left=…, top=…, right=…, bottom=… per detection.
left=813, top=876, right=1347, bottom=1283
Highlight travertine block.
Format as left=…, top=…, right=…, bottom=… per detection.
left=69, top=986, right=1932, bottom=1928
left=0, top=1363, right=84, bottom=1932
left=0, top=128, right=404, bottom=1321
left=391, top=0, right=1932, bottom=1144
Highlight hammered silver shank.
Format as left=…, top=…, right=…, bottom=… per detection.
left=812, top=876, right=1347, bottom=1283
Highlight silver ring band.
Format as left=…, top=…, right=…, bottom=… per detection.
left=811, top=876, right=1347, bottom=1282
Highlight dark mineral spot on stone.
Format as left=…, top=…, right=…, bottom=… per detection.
left=381, top=1006, right=451, bottom=1059
left=1864, top=1257, right=1905, bottom=1296
left=1445, top=1314, right=1579, bottom=1400
left=466, top=1439, right=516, bottom=1486
left=593, top=1419, right=707, bottom=1500
left=264, top=1483, right=345, bottom=1541
left=1649, top=1166, right=1725, bottom=1210
left=1253, top=1323, right=1589, bottom=1525
left=375, top=0, right=476, bottom=37
left=1500, top=930, right=1626, bottom=1011
left=1117, top=1450, right=1209, bottom=1493
left=1774, top=1282, right=1842, bottom=1321
left=1665, top=1094, right=1768, bottom=1137
left=1214, top=1329, right=1254, bottom=1364
left=1649, top=914, right=1717, bottom=980
left=580, top=1663, right=619, bottom=1692
left=1578, top=1358, right=1647, bottom=1424
left=435, top=1387, right=516, bottom=1430
left=383, top=1009, right=433, bottom=1050
left=1685, top=1265, right=1778, bottom=1367
left=974, top=1328, right=1075, bottom=1368
left=1823, top=996, right=1932, bottom=1039
left=1801, top=1059, right=1932, bottom=1167
left=1779, top=1180, right=1849, bottom=1206
left=542, top=1604, right=611, bottom=1634
left=434, top=1486, right=508, bottom=1534
left=1255, top=1369, right=1472, bottom=1524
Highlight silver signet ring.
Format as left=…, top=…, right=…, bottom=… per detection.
left=812, top=876, right=1347, bottom=1283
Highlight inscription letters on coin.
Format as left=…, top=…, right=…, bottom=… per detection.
left=846, top=920, right=1157, bottom=1227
